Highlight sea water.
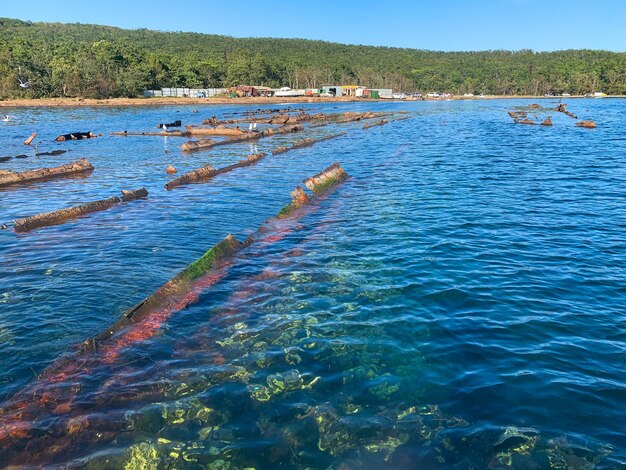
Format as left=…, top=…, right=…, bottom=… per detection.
left=0, top=99, right=624, bottom=467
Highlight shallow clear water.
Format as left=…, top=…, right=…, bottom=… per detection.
left=0, top=99, right=625, bottom=468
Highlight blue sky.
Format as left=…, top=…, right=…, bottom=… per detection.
left=2, top=0, right=625, bottom=51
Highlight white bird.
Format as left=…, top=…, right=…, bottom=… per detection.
left=162, top=124, right=168, bottom=132
left=17, top=78, right=30, bottom=88
left=1, top=115, right=11, bottom=122
left=248, top=123, right=253, bottom=131
left=253, top=123, right=257, bottom=130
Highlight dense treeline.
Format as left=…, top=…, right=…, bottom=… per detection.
left=0, top=18, right=624, bottom=99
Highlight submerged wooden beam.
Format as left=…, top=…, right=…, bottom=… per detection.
left=12, top=187, right=148, bottom=232
left=278, top=162, right=350, bottom=217
left=95, top=234, right=243, bottom=341
left=165, top=152, right=267, bottom=190
left=271, top=132, right=346, bottom=155
left=181, top=132, right=261, bottom=152
left=110, top=130, right=190, bottom=137
left=0, top=158, right=93, bottom=188
left=576, top=120, right=597, bottom=128
left=363, top=118, right=388, bottom=129
left=185, top=126, right=249, bottom=136
left=303, top=161, right=350, bottom=195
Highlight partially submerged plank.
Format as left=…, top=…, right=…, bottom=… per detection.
left=110, top=130, right=190, bottom=137
left=12, top=187, right=148, bottom=232
left=303, top=162, right=350, bottom=195
left=0, top=158, right=93, bottom=188
left=95, top=234, right=243, bottom=341
left=24, top=132, right=37, bottom=145
left=271, top=132, right=346, bottom=155
left=181, top=132, right=262, bottom=152
left=184, top=126, right=249, bottom=136
left=363, top=118, right=388, bottom=129
left=165, top=152, right=267, bottom=190
left=278, top=162, right=350, bottom=217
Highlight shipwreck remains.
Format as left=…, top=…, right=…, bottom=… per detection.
left=165, top=152, right=267, bottom=190
left=556, top=103, right=578, bottom=119
left=35, top=149, right=67, bottom=157
left=576, top=120, right=597, bottom=129
left=0, top=158, right=93, bottom=189
left=181, top=132, right=261, bottom=152
left=111, top=130, right=190, bottom=137
left=540, top=117, right=553, bottom=126
left=303, top=162, right=350, bottom=195
left=184, top=125, right=248, bottom=136
left=12, top=187, right=148, bottom=232
left=363, top=118, right=388, bottom=129
left=271, top=133, right=346, bottom=155
left=24, top=132, right=37, bottom=145
left=277, top=162, right=349, bottom=218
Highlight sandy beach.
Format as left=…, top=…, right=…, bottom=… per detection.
left=0, top=95, right=606, bottom=108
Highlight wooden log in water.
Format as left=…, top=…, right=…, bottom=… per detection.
left=24, top=132, right=37, bottom=145
left=303, top=162, right=350, bottom=195
left=164, top=164, right=217, bottom=189
left=271, top=132, right=346, bottom=155
left=13, top=196, right=121, bottom=232
left=0, top=158, right=93, bottom=188
left=165, top=152, right=267, bottom=190
left=184, top=126, right=249, bottom=136
left=120, top=187, right=148, bottom=202
left=181, top=132, right=262, bottom=152
left=363, top=118, right=388, bottom=129
left=277, top=162, right=349, bottom=218
left=108, top=234, right=242, bottom=328
left=12, top=187, right=148, bottom=232
left=576, top=120, right=597, bottom=129
left=35, top=149, right=68, bottom=157
left=110, top=130, right=190, bottom=137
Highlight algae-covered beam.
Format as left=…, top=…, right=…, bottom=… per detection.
left=303, top=162, right=350, bottom=195
left=12, top=187, right=148, bottom=232
left=95, top=234, right=243, bottom=341
left=277, top=162, right=350, bottom=218
left=0, top=158, right=93, bottom=188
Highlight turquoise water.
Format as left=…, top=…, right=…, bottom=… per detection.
left=0, top=99, right=625, bottom=468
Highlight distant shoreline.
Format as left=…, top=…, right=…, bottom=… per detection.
left=0, top=95, right=622, bottom=108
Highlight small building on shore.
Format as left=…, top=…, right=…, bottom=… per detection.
left=144, top=88, right=227, bottom=98
left=229, top=86, right=275, bottom=97
left=364, top=88, right=393, bottom=99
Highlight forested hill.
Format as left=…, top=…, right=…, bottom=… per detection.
left=0, top=17, right=624, bottom=99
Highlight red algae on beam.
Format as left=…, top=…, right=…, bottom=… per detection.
left=94, top=234, right=242, bottom=344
